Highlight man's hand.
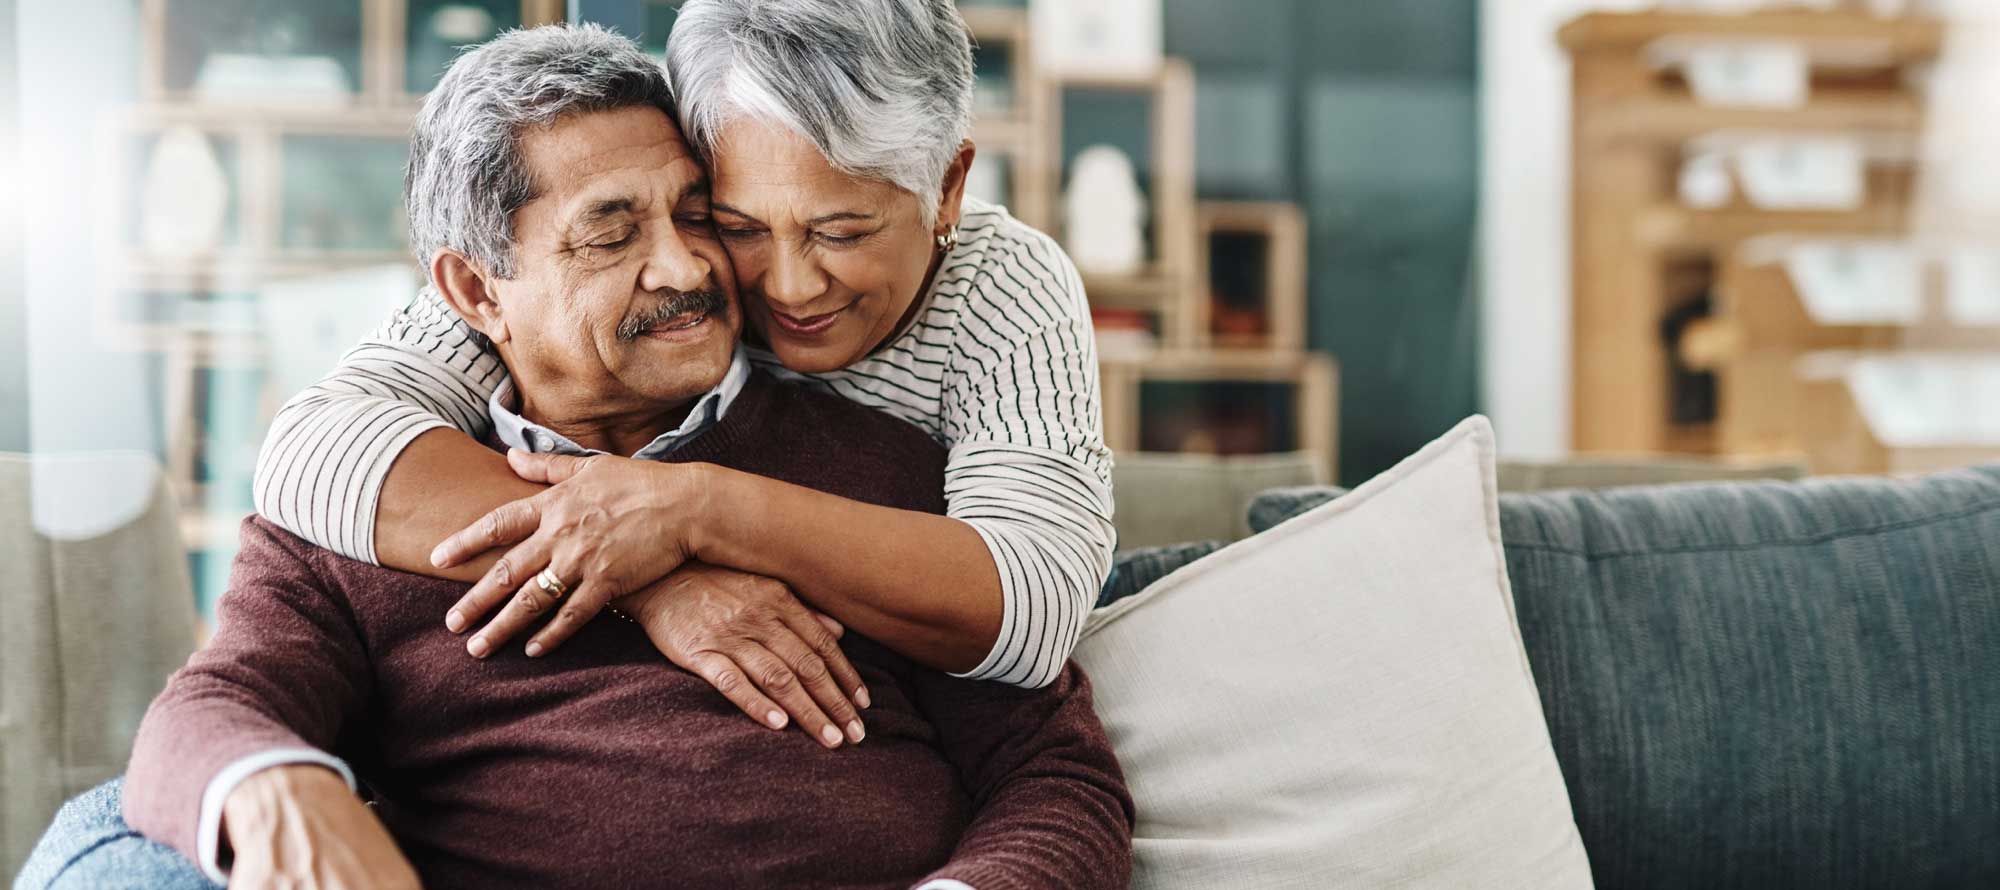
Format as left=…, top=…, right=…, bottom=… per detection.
left=431, top=452, right=708, bottom=659
left=222, top=765, right=420, bottom=890
left=619, top=562, right=869, bottom=749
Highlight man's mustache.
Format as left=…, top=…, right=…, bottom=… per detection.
left=615, top=287, right=728, bottom=341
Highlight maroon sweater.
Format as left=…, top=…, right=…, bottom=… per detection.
left=124, top=372, right=1133, bottom=890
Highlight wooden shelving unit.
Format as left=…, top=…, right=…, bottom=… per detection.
left=963, top=10, right=1337, bottom=475
left=116, top=0, right=561, bottom=554
left=1561, top=8, right=1947, bottom=457
left=1684, top=243, right=2000, bottom=463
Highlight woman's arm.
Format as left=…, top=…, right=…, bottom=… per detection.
left=254, top=289, right=508, bottom=566
left=372, top=428, right=541, bottom=582
left=926, top=229, right=1117, bottom=687
left=691, top=465, right=1003, bottom=672
left=435, top=229, right=1115, bottom=689
left=435, top=453, right=1003, bottom=673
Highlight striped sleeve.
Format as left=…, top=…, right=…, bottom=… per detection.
left=252, top=289, right=505, bottom=563
left=943, top=231, right=1116, bottom=689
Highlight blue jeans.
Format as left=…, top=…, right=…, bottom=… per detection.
left=13, top=778, right=218, bottom=890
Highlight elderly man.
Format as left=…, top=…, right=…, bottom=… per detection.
left=16, top=24, right=1130, bottom=890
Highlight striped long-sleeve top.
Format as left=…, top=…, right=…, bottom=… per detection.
left=252, top=198, right=1115, bottom=689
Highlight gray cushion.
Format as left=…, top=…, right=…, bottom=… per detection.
left=1100, top=541, right=1225, bottom=609
left=1250, top=467, right=2000, bottom=888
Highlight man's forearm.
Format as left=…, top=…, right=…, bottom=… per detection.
left=376, top=428, right=544, bottom=582
left=691, top=465, right=1003, bottom=674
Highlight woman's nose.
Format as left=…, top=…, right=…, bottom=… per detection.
left=762, top=246, right=828, bottom=309
left=641, top=229, right=712, bottom=294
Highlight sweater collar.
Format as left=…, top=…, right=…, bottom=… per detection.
left=488, top=349, right=752, bottom=461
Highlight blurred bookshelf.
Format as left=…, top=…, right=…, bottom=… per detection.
left=113, top=0, right=562, bottom=612
left=957, top=4, right=1339, bottom=476
left=1562, top=6, right=2000, bottom=475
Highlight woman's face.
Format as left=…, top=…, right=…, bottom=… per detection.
left=707, top=119, right=962, bottom=373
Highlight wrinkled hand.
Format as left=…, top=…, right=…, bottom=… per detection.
left=223, top=765, right=420, bottom=890
left=431, top=451, right=706, bottom=659
left=620, top=562, right=870, bottom=749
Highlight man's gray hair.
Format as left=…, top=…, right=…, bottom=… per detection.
left=405, top=23, right=674, bottom=280
left=665, top=0, right=975, bottom=224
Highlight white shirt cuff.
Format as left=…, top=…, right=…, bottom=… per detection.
left=196, top=748, right=357, bottom=884
left=915, top=881, right=976, bottom=890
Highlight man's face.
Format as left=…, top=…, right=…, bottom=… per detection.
left=490, top=105, right=739, bottom=424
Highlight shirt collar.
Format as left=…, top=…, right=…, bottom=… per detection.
left=488, top=349, right=750, bottom=461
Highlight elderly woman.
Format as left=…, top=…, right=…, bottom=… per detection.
left=254, top=0, right=1111, bottom=744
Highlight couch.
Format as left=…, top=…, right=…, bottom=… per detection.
left=1197, top=462, right=1997, bottom=888
left=1, top=454, right=199, bottom=880
left=13, top=454, right=1997, bottom=888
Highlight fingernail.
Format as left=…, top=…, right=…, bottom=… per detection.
left=820, top=725, right=843, bottom=747
left=525, top=642, right=543, bottom=657
left=429, top=547, right=447, bottom=567
left=846, top=720, right=865, bottom=743
left=767, top=710, right=787, bottom=729
left=445, top=610, right=465, bottom=633
left=468, top=637, right=489, bottom=658
left=855, top=687, right=871, bottom=709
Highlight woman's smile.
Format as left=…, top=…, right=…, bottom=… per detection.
left=769, top=306, right=845, bottom=336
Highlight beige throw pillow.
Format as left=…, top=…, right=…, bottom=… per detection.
left=1074, top=416, right=1593, bottom=889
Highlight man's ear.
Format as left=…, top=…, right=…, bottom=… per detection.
left=430, top=249, right=509, bottom=344
left=934, top=140, right=976, bottom=233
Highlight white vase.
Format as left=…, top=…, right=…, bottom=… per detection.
left=139, top=126, right=230, bottom=257
left=1063, top=145, right=1147, bottom=277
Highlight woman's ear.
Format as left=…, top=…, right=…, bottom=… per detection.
left=430, top=249, right=510, bottom=344
left=934, top=140, right=977, bottom=232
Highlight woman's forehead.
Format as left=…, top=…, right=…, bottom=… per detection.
left=709, top=119, right=903, bottom=219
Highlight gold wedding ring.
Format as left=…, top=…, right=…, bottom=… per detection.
left=534, top=567, right=569, bottom=600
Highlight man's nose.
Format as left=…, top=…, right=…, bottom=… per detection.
left=640, top=227, right=712, bottom=294
left=761, top=245, right=828, bottom=310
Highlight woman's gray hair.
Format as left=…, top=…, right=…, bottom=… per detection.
left=665, top=0, right=976, bottom=224
left=405, top=23, right=675, bottom=279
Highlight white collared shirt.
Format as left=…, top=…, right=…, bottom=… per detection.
left=487, top=348, right=751, bottom=460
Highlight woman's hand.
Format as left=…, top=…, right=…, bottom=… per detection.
left=431, top=451, right=708, bottom=658
left=618, top=562, right=870, bottom=749
left=223, top=765, right=421, bottom=890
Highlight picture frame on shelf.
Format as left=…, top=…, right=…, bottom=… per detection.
left=1028, top=0, right=1160, bottom=82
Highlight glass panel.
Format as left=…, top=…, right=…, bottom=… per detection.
left=972, top=39, right=1018, bottom=117
left=1193, top=71, right=1289, bottom=199
left=642, top=0, right=684, bottom=56
left=279, top=135, right=411, bottom=251
left=162, top=0, right=363, bottom=99
left=407, top=1, right=521, bottom=94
